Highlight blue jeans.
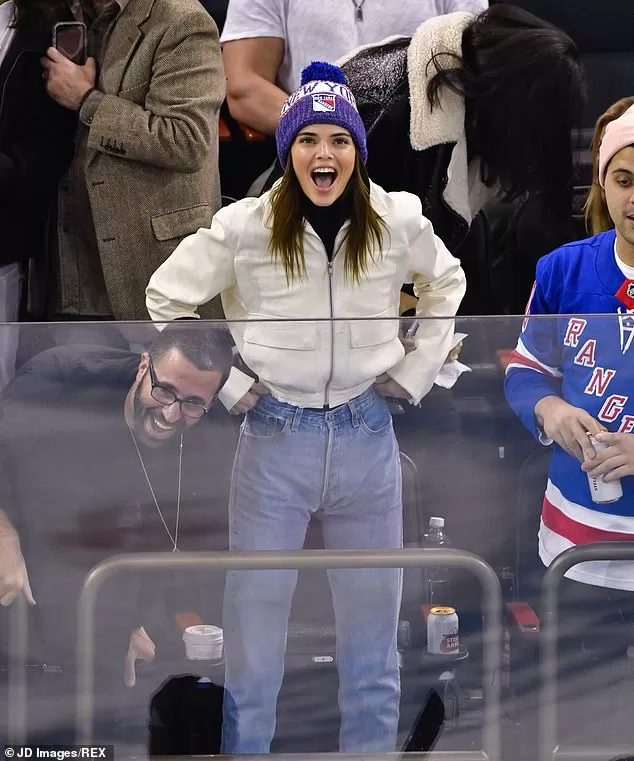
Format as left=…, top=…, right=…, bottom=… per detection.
left=222, top=387, right=403, bottom=753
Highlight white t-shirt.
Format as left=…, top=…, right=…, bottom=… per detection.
left=615, top=240, right=634, bottom=280
left=220, top=0, right=488, bottom=93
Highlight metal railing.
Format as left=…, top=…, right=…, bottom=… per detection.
left=150, top=754, right=495, bottom=760
left=7, top=594, right=28, bottom=744
left=546, top=749, right=634, bottom=761
left=400, top=451, right=425, bottom=547
left=75, top=548, right=503, bottom=760
left=539, top=542, right=634, bottom=761
left=148, top=754, right=494, bottom=761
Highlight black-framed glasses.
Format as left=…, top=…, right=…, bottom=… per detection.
left=147, top=356, right=211, bottom=419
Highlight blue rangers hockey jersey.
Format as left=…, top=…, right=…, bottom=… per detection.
left=504, top=230, right=634, bottom=589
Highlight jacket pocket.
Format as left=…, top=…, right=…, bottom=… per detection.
left=244, top=319, right=317, bottom=351
left=348, top=308, right=399, bottom=348
left=150, top=204, right=211, bottom=242
left=242, top=319, right=319, bottom=393
left=341, top=308, right=402, bottom=389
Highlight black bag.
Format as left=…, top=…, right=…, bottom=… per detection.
left=148, top=674, right=224, bottom=755
left=400, top=689, right=445, bottom=755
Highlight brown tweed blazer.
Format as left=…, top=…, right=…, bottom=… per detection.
left=82, top=0, right=225, bottom=320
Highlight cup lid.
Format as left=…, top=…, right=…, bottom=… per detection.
left=183, top=624, right=223, bottom=638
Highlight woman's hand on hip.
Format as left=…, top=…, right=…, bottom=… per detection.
left=373, top=374, right=410, bottom=400
left=229, top=382, right=270, bottom=415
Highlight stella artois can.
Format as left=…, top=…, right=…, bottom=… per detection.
left=585, top=434, right=623, bottom=504
left=427, top=606, right=459, bottom=655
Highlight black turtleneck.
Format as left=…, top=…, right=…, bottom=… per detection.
left=302, top=189, right=352, bottom=261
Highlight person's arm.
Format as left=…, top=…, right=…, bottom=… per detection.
left=123, top=626, right=156, bottom=687
left=0, top=509, right=35, bottom=607
left=384, top=203, right=467, bottom=404
left=146, top=204, right=257, bottom=411
left=0, top=397, right=34, bottom=607
left=504, top=275, right=564, bottom=437
left=83, top=9, right=224, bottom=172
left=0, top=351, right=75, bottom=607
left=503, top=262, right=602, bottom=462
left=220, top=0, right=288, bottom=135
left=146, top=205, right=238, bottom=322
left=223, top=37, right=287, bottom=136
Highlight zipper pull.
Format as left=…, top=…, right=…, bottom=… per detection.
left=328, top=261, right=333, bottom=275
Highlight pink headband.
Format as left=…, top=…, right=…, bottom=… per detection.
left=598, top=104, right=634, bottom=188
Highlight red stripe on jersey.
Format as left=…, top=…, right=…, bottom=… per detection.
left=509, top=350, right=558, bottom=378
left=542, top=495, right=634, bottom=544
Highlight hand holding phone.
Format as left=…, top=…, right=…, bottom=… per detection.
left=52, top=21, right=87, bottom=66
left=42, top=23, right=96, bottom=111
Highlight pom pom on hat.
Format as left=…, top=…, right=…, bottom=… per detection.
left=276, top=60, right=367, bottom=169
left=300, top=61, right=347, bottom=87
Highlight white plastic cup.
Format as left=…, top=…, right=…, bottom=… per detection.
left=182, top=625, right=223, bottom=661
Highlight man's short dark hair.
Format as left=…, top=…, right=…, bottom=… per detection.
left=149, top=324, right=233, bottom=388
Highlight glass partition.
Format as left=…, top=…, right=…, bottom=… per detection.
left=0, top=315, right=632, bottom=761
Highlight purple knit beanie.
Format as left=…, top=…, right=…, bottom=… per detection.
left=276, top=61, right=368, bottom=169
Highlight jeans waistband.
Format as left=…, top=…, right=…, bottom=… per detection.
left=255, top=386, right=381, bottom=428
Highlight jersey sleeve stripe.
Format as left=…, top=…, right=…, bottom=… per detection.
left=505, top=341, right=562, bottom=379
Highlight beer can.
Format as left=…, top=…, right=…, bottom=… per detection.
left=427, top=606, right=459, bottom=655
left=585, top=435, right=623, bottom=504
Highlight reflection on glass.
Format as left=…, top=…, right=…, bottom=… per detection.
left=0, top=324, right=234, bottom=745
left=0, top=316, right=630, bottom=755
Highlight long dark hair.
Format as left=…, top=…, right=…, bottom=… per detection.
left=268, top=155, right=388, bottom=284
left=427, top=4, right=586, bottom=203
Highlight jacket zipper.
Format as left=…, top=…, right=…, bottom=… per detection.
left=325, top=259, right=335, bottom=407
left=306, top=221, right=345, bottom=407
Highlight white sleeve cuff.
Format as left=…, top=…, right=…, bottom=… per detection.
left=536, top=424, right=554, bottom=447
left=217, top=367, right=255, bottom=411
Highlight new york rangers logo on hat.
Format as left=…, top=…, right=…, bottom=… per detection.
left=312, top=93, right=336, bottom=112
left=628, top=282, right=634, bottom=300
left=276, top=61, right=368, bottom=168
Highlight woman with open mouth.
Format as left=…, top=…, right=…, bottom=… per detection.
left=146, top=60, right=466, bottom=754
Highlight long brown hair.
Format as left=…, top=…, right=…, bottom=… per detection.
left=268, top=154, right=388, bottom=284
left=583, top=96, right=634, bottom=235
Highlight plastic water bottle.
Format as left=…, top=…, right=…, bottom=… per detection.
left=423, top=516, right=452, bottom=606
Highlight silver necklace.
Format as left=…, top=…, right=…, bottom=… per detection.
left=128, top=426, right=183, bottom=552
left=352, top=0, right=366, bottom=21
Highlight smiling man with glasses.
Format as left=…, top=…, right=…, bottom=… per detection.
left=126, top=332, right=227, bottom=448
left=148, top=356, right=212, bottom=418
left=0, top=323, right=235, bottom=743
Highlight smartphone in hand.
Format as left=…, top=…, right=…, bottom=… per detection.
left=52, top=21, right=87, bottom=65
